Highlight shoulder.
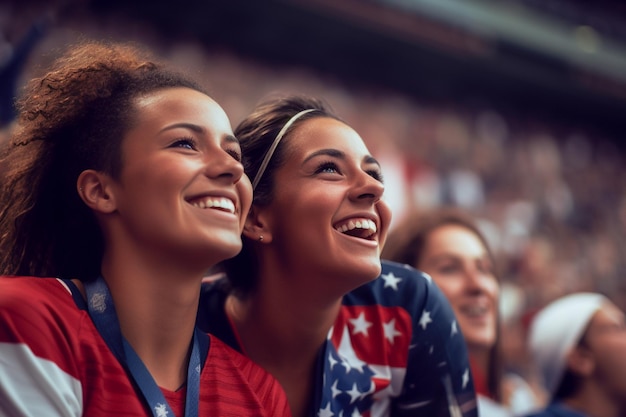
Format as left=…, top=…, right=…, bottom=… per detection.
left=0, top=276, right=89, bottom=363
left=0, top=276, right=80, bottom=325
left=344, top=260, right=442, bottom=310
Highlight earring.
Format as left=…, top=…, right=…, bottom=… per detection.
left=258, top=235, right=264, bottom=242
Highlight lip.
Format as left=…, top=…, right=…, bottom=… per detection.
left=333, top=212, right=381, bottom=244
left=457, top=301, right=494, bottom=320
left=186, top=190, right=239, bottom=215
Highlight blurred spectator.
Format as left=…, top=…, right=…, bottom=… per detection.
left=526, top=293, right=626, bottom=417
left=383, top=207, right=544, bottom=416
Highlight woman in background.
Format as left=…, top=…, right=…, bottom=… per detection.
left=525, top=292, right=626, bottom=417
left=199, top=95, right=478, bottom=417
left=0, top=41, right=290, bottom=416
left=383, top=207, right=543, bottom=416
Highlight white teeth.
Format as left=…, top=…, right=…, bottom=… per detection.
left=334, top=218, right=377, bottom=234
left=191, top=197, right=235, bottom=214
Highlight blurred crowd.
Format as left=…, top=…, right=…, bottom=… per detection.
left=2, top=2, right=625, bottom=391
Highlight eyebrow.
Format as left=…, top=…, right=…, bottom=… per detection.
left=159, top=122, right=205, bottom=134
left=158, top=125, right=239, bottom=145
left=303, top=148, right=381, bottom=167
left=224, top=134, right=240, bottom=145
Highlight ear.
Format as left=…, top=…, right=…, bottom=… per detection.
left=76, top=169, right=117, bottom=214
left=566, top=345, right=595, bottom=377
left=242, top=205, right=273, bottom=243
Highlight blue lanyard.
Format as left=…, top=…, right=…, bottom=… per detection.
left=84, top=276, right=205, bottom=417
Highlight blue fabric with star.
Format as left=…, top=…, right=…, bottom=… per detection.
left=198, top=260, right=478, bottom=417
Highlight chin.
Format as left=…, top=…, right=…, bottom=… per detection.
left=201, top=239, right=242, bottom=264
left=340, top=259, right=382, bottom=287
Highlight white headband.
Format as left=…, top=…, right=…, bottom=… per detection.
left=251, top=109, right=316, bottom=191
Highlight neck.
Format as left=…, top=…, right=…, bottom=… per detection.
left=227, top=270, right=342, bottom=417
left=99, top=248, right=205, bottom=390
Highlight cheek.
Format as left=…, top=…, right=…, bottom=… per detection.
left=376, top=200, right=393, bottom=244
left=595, top=342, right=626, bottom=384
left=431, top=278, right=463, bottom=303
left=237, top=178, right=253, bottom=228
left=485, top=278, right=500, bottom=302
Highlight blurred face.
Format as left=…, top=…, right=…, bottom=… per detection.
left=582, top=302, right=626, bottom=404
left=108, top=87, right=252, bottom=267
left=258, top=117, right=392, bottom=293
left=417, top=224, right=498, bottom=351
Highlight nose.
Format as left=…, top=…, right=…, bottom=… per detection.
left=204, top=149, right=245, bottom=184
left=463, top=266, right=494, bottom=295
left=349, top=170, right=385, bottom=203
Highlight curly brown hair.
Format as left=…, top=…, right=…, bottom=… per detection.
left=0, top=40, right=205, bottom=280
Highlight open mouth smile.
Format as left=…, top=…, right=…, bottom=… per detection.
left=333, top=217, right=377, bottom=240
left=189, top=196, right=235, bottom=214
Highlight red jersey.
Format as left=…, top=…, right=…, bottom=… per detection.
left=0, top=276, right=291, bottom=417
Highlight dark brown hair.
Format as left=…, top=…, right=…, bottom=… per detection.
left=222, top=94, right=341, bottom=295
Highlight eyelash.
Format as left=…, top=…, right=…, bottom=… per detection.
left=367, top=169, right=384, bottom=183
left=171, top=137, right=197, bottom=150
left=315, top=161, right=340, bottom=175
left=226, top=148, right=242, bottom=162
left=171, top=137, right=242, bottom=162
left=314, top=161, right=384, bottom=183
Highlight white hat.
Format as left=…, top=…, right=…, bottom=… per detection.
left=528, top=292, right=607, bottom=397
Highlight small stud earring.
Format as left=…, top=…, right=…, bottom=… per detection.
left=259, top=235, right=264, bottom=242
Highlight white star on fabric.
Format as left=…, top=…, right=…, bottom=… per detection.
left=341, top=359, right=353, bottom=374
left=336, top=326, right=367, bottom=373
left=329, top=353, right=338, bottom=371
left=331, top=379, right=342, bottom=398
left=383, top=318, right=402, bottom=344
left=318, top=402, right=334, bottom=417
left=381, top=272, right=402, bottom=290
left=154, top=403, right=169, bottom=417
left=462, top=368, right=470, bottom=389
left=349, top=312, right=373, bottom=336
left=419, top=311, right=432, bottom=330
left=346, top=383, right=362, bottom=404
left=451, top=320, right=458, bottom=337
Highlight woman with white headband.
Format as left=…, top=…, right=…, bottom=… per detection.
left=198, top=95, right=478, bottom=417
left=524, top=292, right=626, bottom=417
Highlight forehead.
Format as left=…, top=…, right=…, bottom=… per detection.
left=131, top=87, right=231, bottom=132
left=427, top=224, right=485, bottom=251
left=284, top=116, right=372, bottom=158
left=590, top=302, right=624, bottom=327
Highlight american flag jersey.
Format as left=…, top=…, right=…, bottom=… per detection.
left=0, top=276, right=291, bottom=417
left=198, top=260, right=478, bottom=417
